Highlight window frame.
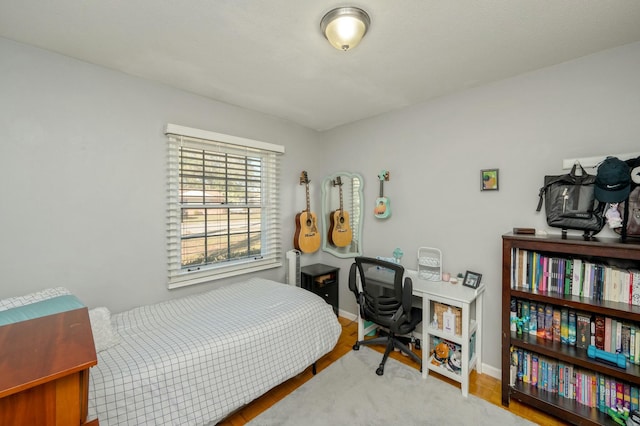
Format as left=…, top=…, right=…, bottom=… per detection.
left=165, top=124, right=284, bottom=289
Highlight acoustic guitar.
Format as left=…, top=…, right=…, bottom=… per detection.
left=294, top=171, right=321, bottom=253
left=374, top=170, right=391, bottom=219
left=328, top=176, right=352, bottom=247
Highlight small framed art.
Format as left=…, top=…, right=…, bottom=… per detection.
left=481, top=169, right=499, bottom=191
left=463, top=271, right=482, bottom=289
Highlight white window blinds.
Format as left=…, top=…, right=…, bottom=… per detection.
left=166, top=124, right=284, bottom=289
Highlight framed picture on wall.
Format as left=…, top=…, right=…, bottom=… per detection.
left=463, top=271, right=482, bottom=289
left=481, top=169, right=499, bottom=191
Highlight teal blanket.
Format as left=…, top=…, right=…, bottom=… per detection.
left=0, top=295, right=85, bottom=326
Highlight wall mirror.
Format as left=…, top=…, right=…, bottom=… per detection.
left=321, top=172, right=364, bottom=258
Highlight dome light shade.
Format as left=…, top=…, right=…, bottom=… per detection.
left=320, top=7, right=370, bottom=51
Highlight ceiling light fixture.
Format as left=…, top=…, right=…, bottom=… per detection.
left=320, top=7, right=370, bottom=51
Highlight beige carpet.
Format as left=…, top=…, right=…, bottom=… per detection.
left=247, top=347, right=535, bottom=426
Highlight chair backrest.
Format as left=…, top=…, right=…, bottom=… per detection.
left=348, top=256, right=413, bottom=323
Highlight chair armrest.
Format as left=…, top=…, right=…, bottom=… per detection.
left=402, top=276, right=413, bottom=319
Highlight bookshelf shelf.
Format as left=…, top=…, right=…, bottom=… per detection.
left=502, top=233, right=640, bottom=426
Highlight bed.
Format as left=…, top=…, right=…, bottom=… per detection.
left=0, top=277, right=341, bottom=425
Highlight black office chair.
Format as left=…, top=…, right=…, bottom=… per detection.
left=348, top=256, right=422, bottom=376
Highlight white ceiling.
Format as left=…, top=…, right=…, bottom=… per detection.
left=2, top=1, right=640, bottom=131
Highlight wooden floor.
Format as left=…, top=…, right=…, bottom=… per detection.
left=219, top=317, right=567, bottom=425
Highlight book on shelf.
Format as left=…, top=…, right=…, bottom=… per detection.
left=564, top=259, right=573, bottom=295
left=632, top=386, right=639, bottom=411
left=510, top=247, right=640, bottom=305
left=576, top=312, right=591, bottom=349
left=537, top=304, right=545, bottom=339
left=568, top=310, right=577, bottom=346
left=625, top=383, right=631, bottom=410
left=544, top=304, right=553, bottom=341
left=552, top=308, right=561, bottom=342
left=595, top=315, right=606, bottom=350
left=529, top=301, right=537, bottom=336
left=632, top=269, right=640, bottom=306
left=605, top=317, right=612, bottom=352
left=572, top=258, right=583, bottom=297
left=560, top=308, right=569, bottom=344
left=510, top=347, right=638, bottom=413
left=631, top=327, right=636, bottom=363
left=616, top=321, right=623, bottom=354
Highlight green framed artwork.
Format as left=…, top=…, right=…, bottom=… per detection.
left=481, top=169, right=499, bottom=191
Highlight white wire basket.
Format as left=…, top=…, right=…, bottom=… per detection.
left=417, top=247, right=442, bottom=281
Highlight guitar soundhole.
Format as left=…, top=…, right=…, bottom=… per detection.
left=306, top=218, right=312, bottom=226
left=339, top=216, right=344, bottom=224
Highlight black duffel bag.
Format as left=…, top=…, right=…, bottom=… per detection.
left=536, top=163, right=605, bottom=238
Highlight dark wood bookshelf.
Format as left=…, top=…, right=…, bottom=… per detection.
left=502, top=232, right=640, bottom=426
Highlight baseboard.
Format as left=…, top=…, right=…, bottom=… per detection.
left=338, top=310, right=357, bottom=321
left=480, top=363, right=501, bottom=380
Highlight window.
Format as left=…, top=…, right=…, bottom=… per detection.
left=165, top=124, right=284, bottom=289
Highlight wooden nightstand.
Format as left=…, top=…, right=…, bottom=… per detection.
left=0, top=308, right=98, bottom=425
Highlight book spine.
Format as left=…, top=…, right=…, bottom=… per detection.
left=545, top=304, right=554, bottom=341
left=631, top=326, right=636, bottom=364
left=622, top=324, right=631, bottom=358
left=577, top=313, right=590, bottom=349
left=561, top=308, right=569, bottom=344
left=565, top=258, right=573, bottom=295
left=572, top=259, right=583, bottom=297
left=537, top=304, right=546, bottom=339
left=553, top=308, right=561, bottom=342
left=616, top=321, right=623, bottom=354
left=617, top=381, right=624, bottom=410
left=529, top=302, right=537, bottom=336
left=605, top=317, right=612, bottom=352
left=631, top=386, right=639, bottom=411
left=595, top=316, right=605, bottom=350
left=599, top=374, right=606, bottom=413
left=568, top=310, right=577, bottom=346
left=625, top=383, right=631, bottom=411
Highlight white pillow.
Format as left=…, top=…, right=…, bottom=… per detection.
left=88, top=307, right=121, bottom=352
left=0, top=287, right=71, bottom=312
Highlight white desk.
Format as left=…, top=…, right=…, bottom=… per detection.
left=357, top=269, right=485, bottom=397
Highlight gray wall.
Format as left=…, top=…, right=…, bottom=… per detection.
left=0, top=37, right=321, bottom=311
left=1, top=35, right=639, bottom=375
left=314, top=41, right=640, bottom=375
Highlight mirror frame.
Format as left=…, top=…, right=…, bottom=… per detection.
left=321, top=171, right=364, bottom=258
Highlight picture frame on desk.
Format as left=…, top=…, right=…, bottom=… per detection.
left=463, top=271, right=482, bottom=289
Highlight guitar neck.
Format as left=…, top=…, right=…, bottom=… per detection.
left=305, top=183, right=311, bottom=212
left=379, top=180, right=384, bottom=197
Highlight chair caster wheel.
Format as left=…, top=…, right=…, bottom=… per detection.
left=376, top=367, right=384, bottom=376
left=353, top=343, right=360, bottom=351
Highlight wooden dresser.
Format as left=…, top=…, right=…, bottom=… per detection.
left=0, top=308, right=98, bottom=425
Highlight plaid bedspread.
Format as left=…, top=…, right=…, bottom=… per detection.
left=88, top=277, right=341, bottom=425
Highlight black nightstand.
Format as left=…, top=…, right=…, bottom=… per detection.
left=300, top=263, right=339, bottom=316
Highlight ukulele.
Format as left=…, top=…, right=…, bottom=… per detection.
left=374, top=170, right=391, bottom=219
left=328, top=176, right=352, bottom=247
left=294, top=171, right=321, bottom=253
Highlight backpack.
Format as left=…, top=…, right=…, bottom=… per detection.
left=614, top=156, right=640, bottom=241
left=536, top=163, right=605, bottom=238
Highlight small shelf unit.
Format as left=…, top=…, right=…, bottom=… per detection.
left=420, top=278, right=485, bottom=397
